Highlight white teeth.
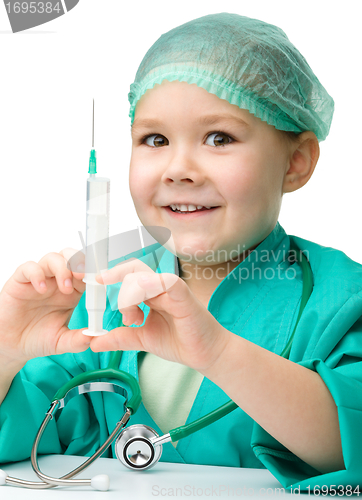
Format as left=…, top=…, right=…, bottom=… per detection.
left=169, top=204, right=213, bottom=212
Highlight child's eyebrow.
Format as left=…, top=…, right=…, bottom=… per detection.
left=131, top=114, right=250, bottom=134
left=197, top=114, right=250, bottom=128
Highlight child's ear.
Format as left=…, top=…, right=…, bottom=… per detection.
left=282, top=131, right=320, bottom=194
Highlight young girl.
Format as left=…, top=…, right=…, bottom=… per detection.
left=0, top=12, right=361, bottom=491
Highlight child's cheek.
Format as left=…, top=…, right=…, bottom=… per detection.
left=220, top=160, right=260, bottom=203
left=129, top=167, right=150, bottom=204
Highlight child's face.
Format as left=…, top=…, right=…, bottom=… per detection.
left=129, top=80, right=292, bottom=265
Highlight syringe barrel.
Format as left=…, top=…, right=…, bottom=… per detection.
left=84, top=175, right=110, bottom=335
left=84, top=176, right=110, bottom=277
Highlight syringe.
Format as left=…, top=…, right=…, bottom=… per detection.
left=82, top=100, right=110, bottom=336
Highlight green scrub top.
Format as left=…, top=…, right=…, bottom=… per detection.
left=1, top=221, right=362, bottom=490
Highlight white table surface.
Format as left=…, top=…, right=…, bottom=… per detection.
left=0, top=454, right=295, bottom=499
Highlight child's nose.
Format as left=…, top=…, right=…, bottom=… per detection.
left=160, top=152, right=206, bottom=186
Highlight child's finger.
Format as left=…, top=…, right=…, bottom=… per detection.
left=90, top=326, right=144, bottom=353
left=121, top=306, right=144, bottom=326
left=95, top=258, right=153, bottom=285
left=115, top=272, right=150, bottom=309
left=60, top=247, right=85, bottom=277
left=137, top=273, right=198, bottom=318
left=10, top=248, right=86, bottom=299
left=54, top=327, right=92, bottom=354
left=116, top=272, right=178, bottom=309
left=137, top=272, right=180, bottom=296
left=12, top=261, right=49, bottom=294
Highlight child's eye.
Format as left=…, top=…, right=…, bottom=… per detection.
left=140, top=131, right=233, bottom=148
left=143, top=134, right=169, bottom=147
left=205, top=132, right=233, bottom=147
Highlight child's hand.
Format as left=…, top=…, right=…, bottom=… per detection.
left=91, top=258, right=232, bottom=373
left=0, top=248, right=90, bottom=365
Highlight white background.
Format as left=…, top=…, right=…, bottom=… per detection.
left=0, top=0, right=361, bottom=289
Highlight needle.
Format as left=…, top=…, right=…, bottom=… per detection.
left=92, top=98, right=95, bottom=149
left=89, top=99, right=97, bottom=174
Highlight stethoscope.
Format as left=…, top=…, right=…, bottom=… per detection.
left=0, top=240, right=313, bottom=491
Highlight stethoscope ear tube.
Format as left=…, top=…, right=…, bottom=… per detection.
left=32, top=404, right=130, bottom=489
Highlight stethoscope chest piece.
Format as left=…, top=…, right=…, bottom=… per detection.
left=115, top=425, right=162, bottom=470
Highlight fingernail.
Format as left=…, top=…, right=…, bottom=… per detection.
left=77, top=263, right=85, bottom=272
left=39, top=281, right=47, bottom=288
left=64, top=278, right=73, bottom=288
left=99, top=271, right=109, bottom=282
left=122, top=314, right=127, bottom=324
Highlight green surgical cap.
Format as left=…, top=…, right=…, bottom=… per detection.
left=128, top=13, right=334, bottom=142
